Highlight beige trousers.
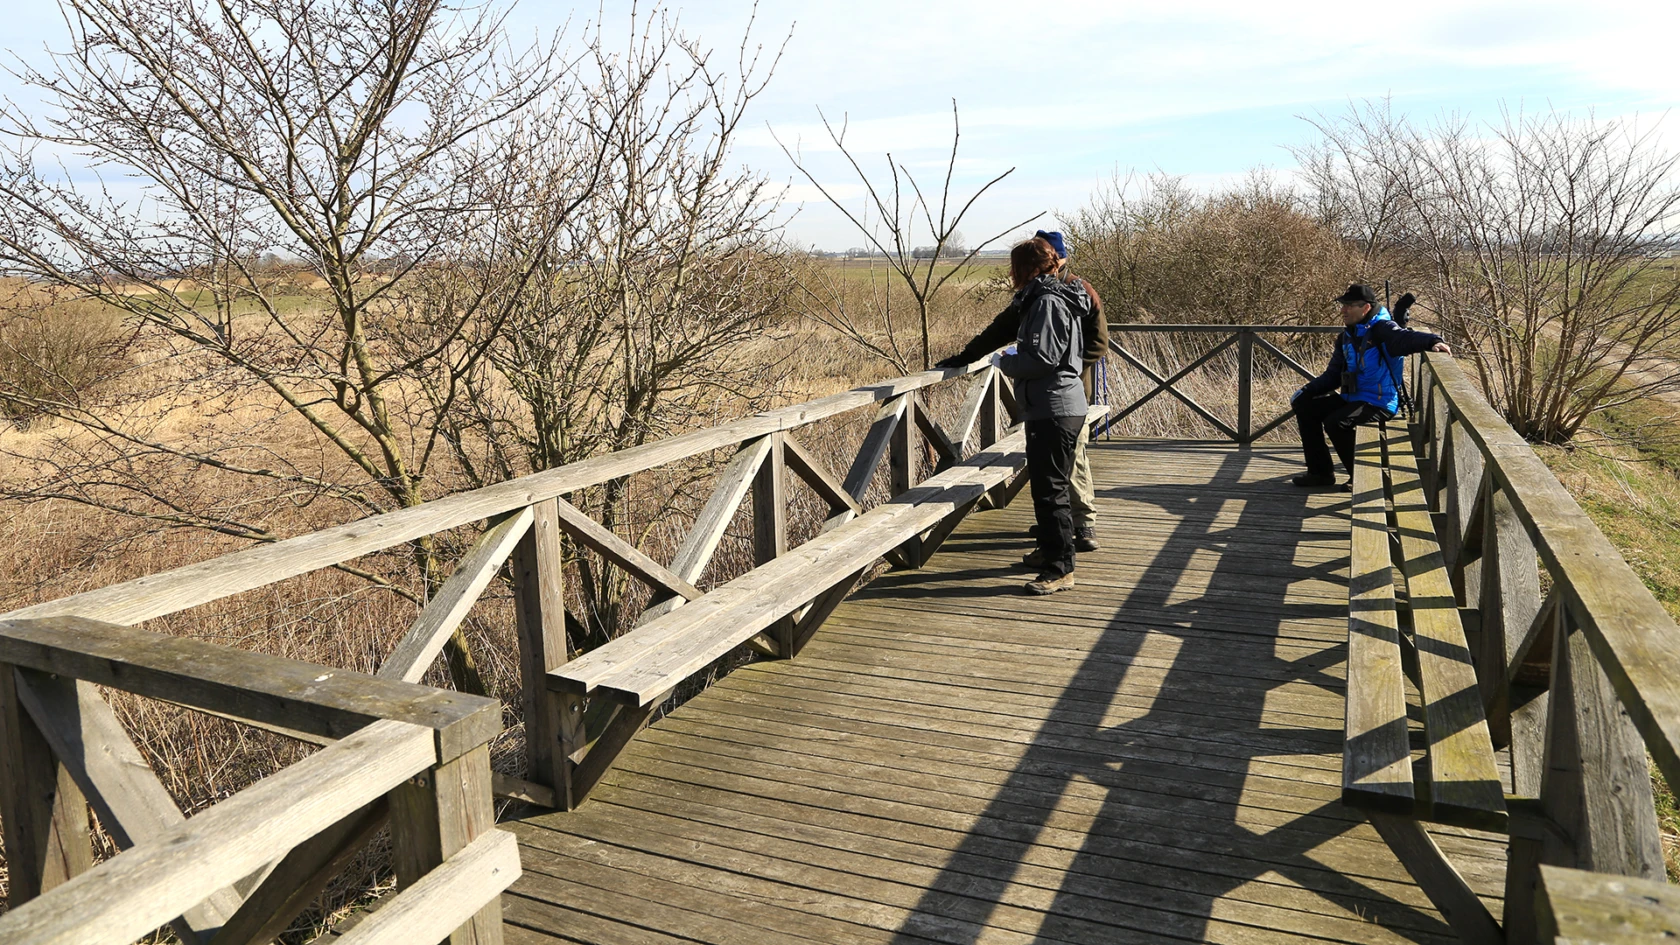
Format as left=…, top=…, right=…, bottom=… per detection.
left=1070, top=434, right=1096, bottom=529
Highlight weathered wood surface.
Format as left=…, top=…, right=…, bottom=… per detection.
left=500, top=440, right=1507, bottom=945
left=0, top=665, right=91, bottom=907
left=1384, top=430, right=1507, bottom=829
left=1536, top=863, right=1680, bottom=943
left=382, top=507, right=534, bottom=685
left=11, top=670, right=247, bottom=935
left=335, top=830, right=522, bottom=945
left=391, top=743, right=502, bottom=944
left=0, top=719, right=434, bottom=945
left=1342, top=426, right=1413, bottom=810
left=550, top=429, right=1034, bottom=707
left=0, top=615, right=501, bottom=762
left=1423, top=356, right=1680, bottom=796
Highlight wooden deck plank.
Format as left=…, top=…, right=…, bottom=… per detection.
left=500, top=439, right=1508, bottom=944
left=513, top=803, right=1449, bottom=945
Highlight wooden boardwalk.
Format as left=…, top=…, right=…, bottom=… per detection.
left=500, top=439, right=1507, bottom=945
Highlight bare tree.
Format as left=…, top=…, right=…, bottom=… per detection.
left=0, top=0, right=593, bottom=691
left=776, top=101, right=1040, bottom=370
left=419, top=8, right=797, bottom=645
left=1298, top=103, right=1680, bottom=443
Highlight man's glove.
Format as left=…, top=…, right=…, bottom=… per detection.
left=933, top=354, right=967, bottom=369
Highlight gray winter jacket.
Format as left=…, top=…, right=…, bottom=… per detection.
left=996, top=274, right=1090, bottom=421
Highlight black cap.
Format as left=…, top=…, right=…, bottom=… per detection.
left=1335, top=284, right=1376, bottom=306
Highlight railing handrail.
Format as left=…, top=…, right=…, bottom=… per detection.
left=2, top=356, right=1023, bottom=832
left=0, top=715, right=435, bottom=945
left=1420, top=353, right=1680, bottom=786
left=1412, top=351, right=1679, bottom=936
left=1098, top=324, right=1337, bottom=442
left=2, top=360, right=993, bottom=628
left=0, top=614, right=510, bottom=942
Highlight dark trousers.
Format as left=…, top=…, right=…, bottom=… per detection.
left=1294, top=393, right=1391, bottom=476
left=1025, top=415, right=1084, bottom=577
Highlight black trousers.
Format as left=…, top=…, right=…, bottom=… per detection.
left=1293, top=393, right=1392, bottom=477
left=1025, top=415, right=1084, bottom=577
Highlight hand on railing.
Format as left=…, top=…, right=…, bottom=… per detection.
left=1431, top=342, right=1452, bottom=355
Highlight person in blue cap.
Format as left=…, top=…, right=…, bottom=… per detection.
left=1290, top=284, right=1451, bottom=488
left=935, top=229, right=1108, bottom=551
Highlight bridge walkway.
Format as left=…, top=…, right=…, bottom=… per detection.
left=498, top=439, right=1507, bottom=945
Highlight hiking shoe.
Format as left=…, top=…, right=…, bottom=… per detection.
left=1290, top=473, right=1337, bottom=488
left=1025, top=572, right=1076, bottom=595
left=1020, top=549, right=1047, bottom=569
left=1074, top=526, right=1099, bottom=552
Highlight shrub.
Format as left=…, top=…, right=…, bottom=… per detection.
left=1065, top=171, right=1363, bottom=326
left=0, top=282, right=129, bottom=424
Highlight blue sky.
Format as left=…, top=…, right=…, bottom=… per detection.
left=5, top=1, right=1676, bottom=250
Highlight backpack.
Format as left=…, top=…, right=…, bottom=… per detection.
left=1344, top=297, right=1411, bottom=415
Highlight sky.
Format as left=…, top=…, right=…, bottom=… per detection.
left=4, top=0, right=1677, bottom=250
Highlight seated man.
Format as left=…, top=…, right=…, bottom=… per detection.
left=1291, top=284, right=1451, bottom=489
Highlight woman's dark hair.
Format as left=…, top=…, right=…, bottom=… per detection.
left=1010, top=237, right=1059, bottom=289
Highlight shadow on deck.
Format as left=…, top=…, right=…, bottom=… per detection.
left=498, top=439, right=1506, bottom=945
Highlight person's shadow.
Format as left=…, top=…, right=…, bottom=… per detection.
left=859, top=440, right=1461, bottom=944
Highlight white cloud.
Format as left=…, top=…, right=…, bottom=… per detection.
left=6, top=0, right=1676, bottom=249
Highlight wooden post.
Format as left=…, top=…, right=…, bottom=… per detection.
left=1480, top=483, right=1543, bottom=756
left=1442, top=420, right=1484, bottom=573
left=1451, top=471, right=1490, bottom=611
left=891, top=397, right=918, bottom=496
left=1554, top=613, right=1663, bottom=877
left=979, top=370, right=1002, bottom=448
left=1433, top=415, right=1456, bottom=521
left=0, top=663, right=91, bottom=907
left=1509, top=607, right=1665, bottom=942
left=754, top=433, right=794, bottom=654
left=511, top=500, right=568, bottom=801
left=1504, top=599, right=1562, bottom=944
left=1417, top=368, right=1441, bottom=492
left=1236, top=329, right=1253, bottom=443
left=388, top=743, right=501, bottom=945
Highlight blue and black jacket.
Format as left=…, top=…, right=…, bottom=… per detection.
left=1299, top=308, right=1444, bottom=414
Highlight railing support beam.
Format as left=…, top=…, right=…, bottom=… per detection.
left=389, top=743, right=502, bottom=945
left=0, top=663, right=91, bottom=908
left=1236, top=329, right=1254, bottom=442
left=512, top=499, right=570, bottom=804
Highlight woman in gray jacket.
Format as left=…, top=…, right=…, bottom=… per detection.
left=996, top=236, right=1091, bottom=595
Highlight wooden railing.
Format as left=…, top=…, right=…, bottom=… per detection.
left=1099, top=324, right=1342, bottom=442
left=1412, top=353, right=1680, bottom=942
left=0, top=357, right=1050, bottom=940
left=0, top=616, right=513, bottom=944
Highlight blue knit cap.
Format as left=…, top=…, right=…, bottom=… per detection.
left=1035, top=229, right=1069, bottom=259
